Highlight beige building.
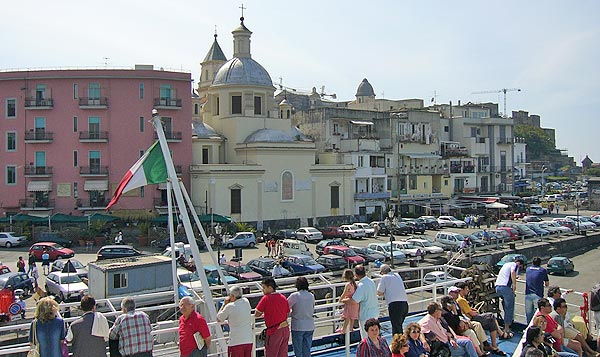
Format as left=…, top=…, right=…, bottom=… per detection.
left=189, top=17, right=354, bottom=230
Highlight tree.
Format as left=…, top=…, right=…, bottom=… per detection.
left=584, top=167, right=600, bottom=177
left=514, top=125, right=555, bottom=159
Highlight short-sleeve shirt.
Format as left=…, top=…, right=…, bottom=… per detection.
left=525, top=266, right=549, bottom=297
left=536, top=312, right=562, bottom=352
left=456, top=295, right=472, bottom=316
left=287, top=290, right=315, bottom=331
left=256, top=292, right=290, bottom=336
left=109, top=311, right=153, bottom=356
left=377, top=272, right=408, bottom=304
left=353, top=276, right=379, bottom=321
left=179, top=311, right=210, bottom=356
left=495, top=262, right=518, bottom=287
left=216, top=297, right=253, bottom=346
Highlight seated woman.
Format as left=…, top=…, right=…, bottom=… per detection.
left=391, top=333, right=410, bottom=357
left=356, top=318, right=392, bottom=357
left=404, top=322, right=430, bottom=357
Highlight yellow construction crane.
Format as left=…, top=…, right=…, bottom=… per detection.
left=472, top=88, right=521, bottom=118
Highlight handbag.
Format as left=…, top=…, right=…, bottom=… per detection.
left=428, top=339, right=451, bottom=357
left=28, top=320, right=40, bottom=357
left=259, top=319, right=287, bottom=341
left=61, top=340, right=69, bottom=357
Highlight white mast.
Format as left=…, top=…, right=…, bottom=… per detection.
left=151, top=110, right=227, bottom=355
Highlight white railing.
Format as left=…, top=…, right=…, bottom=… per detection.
left=0, top=266, right=470, bottom=357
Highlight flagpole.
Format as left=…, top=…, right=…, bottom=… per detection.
left=151, top=109, right=226, bottom=356
left=166, top=180, right=179, bottom=305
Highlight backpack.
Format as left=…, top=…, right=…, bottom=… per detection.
left=591, top=283, right=600, bottom=311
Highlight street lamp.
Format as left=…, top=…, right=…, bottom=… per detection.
left=575, top=199, right=580, bottom=235
left=215, top=224, right=223, bottom=263
left=541, top=166, right=547, bottom=198
left=388, top=209, right=395, bottom=268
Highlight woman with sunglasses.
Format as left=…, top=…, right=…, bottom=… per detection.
left=391, top=333, right=411, bottom=357
left=403, top=322, right=429, bottom=357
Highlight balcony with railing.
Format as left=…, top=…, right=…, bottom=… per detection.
left=154, top=131, right=183, bottom=142
left=79, top=131, right=109, bottom=142
left=153, top=197, right=168, bottom=207
left=340, top=137, right=380, bottom=152
left=24, top=165, right=53, bottom=177
left=80, top=166, right=109, bottom=176
left=441, top=142, right=469, bottom=158
left=79, top=97, right=108, bottom=109
left=76, top=198, right=108, bottom=210
left=154, top=97, right=182, bottom=109
left=354, top=191, right=391, bottom=200
left=397, top=166, right=448, bottom=175
left=450, top=165, right=475, bottom=174
left=497, top=137, right=514, bottom=145
left=24, top=98, right=54, bottom=109
left=19, top=198, right=55, bottom=210
left=24, top=131, right=54, bottom=143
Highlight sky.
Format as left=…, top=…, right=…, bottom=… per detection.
left=2, top=1, right=599, bottom=164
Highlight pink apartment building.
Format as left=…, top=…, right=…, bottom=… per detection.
left=0, top=65, right=192, bottom=217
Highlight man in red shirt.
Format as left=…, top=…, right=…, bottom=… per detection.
left=179, top=296, right=211, bottom=357
left=255, top=277, right=290, bottom=357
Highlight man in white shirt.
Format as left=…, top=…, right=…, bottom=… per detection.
left=494, top=258, right=524, bottom=334
left=377, top=264, right=408, bottom=335
left=216, top=286, right=253, bottom=357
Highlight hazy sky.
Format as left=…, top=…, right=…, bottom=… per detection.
left=2, top=1, right=598, bottom=163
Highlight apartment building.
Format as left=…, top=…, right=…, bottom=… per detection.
left=0, top=66, right=192, bottom=217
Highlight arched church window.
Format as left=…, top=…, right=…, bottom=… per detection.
left=281, top=171, right=293, bottom=201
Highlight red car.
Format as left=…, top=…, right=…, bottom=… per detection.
left=322, top=245, right=365, bottom=266
left=29, top=242, right=75, bottom=261
left=220, top=261, right=262, bottom=281
left=319, top=226, right=346, bottom=239
left=0, top=265, right=10, bottom=275
left=496, top=227, right=519, bottom=241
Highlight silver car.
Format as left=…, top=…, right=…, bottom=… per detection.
left=0, top=232, right=27, bottom=248
left=224, top=232, right=256, bottom=248
left=45, top=272, right=88, bottom=302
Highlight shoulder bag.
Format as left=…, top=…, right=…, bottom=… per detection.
left=28, top=320, right=40, bottom=357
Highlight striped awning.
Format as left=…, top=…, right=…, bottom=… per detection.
left=27, top=181, right=52, bottom=192
left=84, top=180, right=108, bottom=191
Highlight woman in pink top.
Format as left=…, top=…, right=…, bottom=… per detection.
left=338, top=269, right=359, bottom=334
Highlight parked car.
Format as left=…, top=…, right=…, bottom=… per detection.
left=403, top=219, right=426, bottom=234
left=155, top=235, right=205, bottom=250
left=496, top=254, right=528, bottom=269
left=224, top=232, right=256, bottom=248
left=315, top=254, right=348, bottom=272
left=162, top=243, right=193, bottom=260
left=539, top=221, right=571, bottom=234
left=247, top=257, right=291, bottom=277
left=349, top=246, right=387, bottom=263
left=319, top=226, right=346, bottom=239
left=220, top=261, right=262, bottom=281
left=177, top=268, right=203, bottom=289
left=29, top=242, right=75, bottom=261
left=489, top=229, right=512, bottom=242
left=282, top=254, right=325, bottom=274
left=272, top=229, right=297, bottom=240
left=295, top=227, right=323, bottom=243
left=316, top=239, right=348, bottom=255
left=529, top=204, right=548, bottom=215
left=391, top=241, right=421, bottom=257
left=496, top=227, right=519, bottom=241
left=437, top=216, right=467, bottom=228
left=323, top=246, right=365, bottom=266
left=391, top=222, right=413, bottom=235
left=0, top=232, right=28, bottom=248
left=0, top=272, right=34, bottom=295
left=422, top=271, right=457, bottom=291
left=370, top=221, right=390, bottom=235
left=96, top=245, right=142, bottom=260
left=407, top=238, right=444, bottom=254
left=546, top=256, right=575, bottom=275
left=465, top=231, right=487, bottom=246
left=416, top=217, right=440, bottom=230
left=339, top=224, right=366, bottom=239
left=522, top=215, right=543, bottom=223
left=565, top=216, right=597, bottom=231
left=366, top=243, right=407, bottom=263
left=38, top=232, right=74, bottom=248
left=353, top=223, right=376, bottom=237
left=203, top=265, right=239, bottom=285
left=0, top=265, right=10, bottom=275
left=497, top=222, right=536, bottom=238
left=51, top=259, right=88, bottom=280
left=552, top=218, right=576, bottom=230
left=45, top=272, right=88, bottom=302
left=434, top=232, right=466, bottom=250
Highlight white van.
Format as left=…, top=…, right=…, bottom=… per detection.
left=162, top=242, right=192, bottom=260
left=281, top=239, right=313, bottom=258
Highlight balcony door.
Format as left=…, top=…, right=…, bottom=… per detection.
left=35, top=151, right=46, bottom=174
left=89, top=151, right=101, bottom=174
left=35, top=117, right=46, bottom=140
left=88, top=117, right=100, bottom=139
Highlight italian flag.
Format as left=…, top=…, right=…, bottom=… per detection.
left=106, top=141, right=168, bottom=210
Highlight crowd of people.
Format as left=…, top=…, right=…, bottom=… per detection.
left=20, top=256, right=600, bottom=357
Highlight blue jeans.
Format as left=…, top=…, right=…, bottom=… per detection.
left=525, top=293, right=542, bottom=324
left=291, top=330, right=313, bottom=357
left=449, top=338, right=478, bottom=357
left=557, top=352, right=578, bottom=357
left=496, top=285, right=515, bottom=326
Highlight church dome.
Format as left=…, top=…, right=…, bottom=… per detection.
left=192, top=121, right=221, bottom=139
left=213, top=57, right=273, bottom=87
left=356, top=78, right=375, bottom=97
left=243, top=128, right=295, bottom=143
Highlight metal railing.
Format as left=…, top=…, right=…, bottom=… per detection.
left=24, top=131, right=54, bottom=141
left=79, top=166, right=109, bottom=175
left=154, top=131, right=183, bottom=141
left=19, top=198, right=55, bottom=209
left=24, top=165, right=53, bottom=176
left=79, top=97, right=108, bottom=107
left=154, top=98, right=182, bottom=108
left=24, top=98, right=54, bottom=108
left=79, top=131, right=109, bottom=141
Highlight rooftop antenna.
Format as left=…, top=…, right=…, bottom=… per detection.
left=431, top=90, right=438, bottom=105
left=103, top=57, right=110, bottom=67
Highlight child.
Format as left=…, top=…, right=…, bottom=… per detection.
left=338, top=269, right=359, bottom=334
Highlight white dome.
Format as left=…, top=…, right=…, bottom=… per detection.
left=213, top=57, right=273, bottom=87
left=244, top=129, right=295, bottom=143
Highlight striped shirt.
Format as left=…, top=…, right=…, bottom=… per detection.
left=109, top=311, right=153, bottom=356
left=356, top=336, right=392, bottom=357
